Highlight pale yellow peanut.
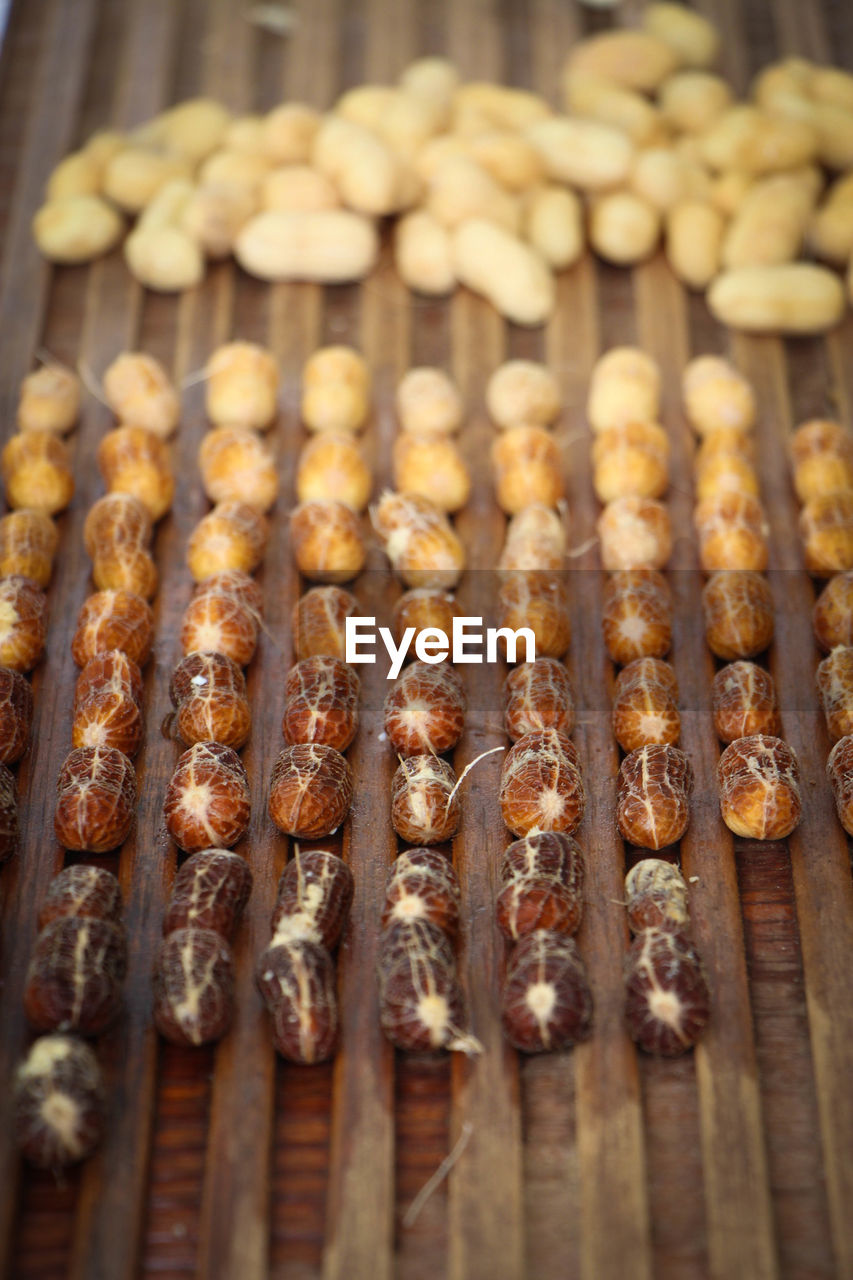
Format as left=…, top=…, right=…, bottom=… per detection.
left=83, top=130, right=125, bottom=169
left=302, top=347, right=370, bottom=435
left=314, top=115, right=418, bottom=216
left=631, top=146, right=710, bottom=211
left=658, top=70, right=733, bottom=134
left=524, top=186, right=584, bottom=270
left=665, top=200, right=725, bottom=289
left=588, top=347, right=661, bottom=432
left=701, top=105, right=816, bottom=174
left=642, top=3, right=719, bottom=69
left=235, top=209, right=378, bottom=282
left=562, top=69, right=666, bottom=145
left=414, top=135, right=470, bottom=182
left=452, top=218, right=554, bottom=326
left=809, top=173, right=853, bottom=263
left=565, top=31, right=679, bottom=92
left=153, top=98, right=232, bottom=162
left=755, top=68, right=853, bottom=171
left=683, top=355, right=756, bottom=436
left=261, top=165, right=339, bottom=213
left=136, top=178, right=194, bottom=231
left=46, top=152, right=102, bottom=201
left=336, top=85, right=439, bottom=154
left=426, top=156, right=520, bottom=233
left=205, top=342, right=279, bottom=431
left=399, top=58, right=460, bottom=132
left=224, top=115, right=266, bottom=153
left=487, top=360, right=561, bottom=431
left=32, top=195, right=124, bottom=263
left=707, top=264, right=845, bottom=334
left=812, top=66, right=853, bottom=113
left=181, top=183, right=257, bottom=258
left=709, top=169, right=755, bottom=216
left=589, top=191, right=661, bottom=265
left=452, top=82, right=551, bottom=131
left=526, top=116, right=634, bottom=191
left=466, top=132, right=544, bottom=192
left=199, top=149, right=271, bottom=193
left=721, top=170, right=819, bottom=269
left=18, top=365, right=81, bottom=434
left=396, top=368, right=463, bottom=436
left=394, top=210, right=455, bottom=296
left=124, top=224, right=204, bottom=291
left=752, top=58, right=814, bottom=106
left=262, top=103, right=322, bottom=164
left=102, top=147, right=191, bottom=213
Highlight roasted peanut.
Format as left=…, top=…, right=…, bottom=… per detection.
left=694, top=492, right=768, bottom=572
left=486, top=360, right=560, bottom=432
left=497, top=571, right=571, bottom=660
left=0, top=666, right=34, bottom=764
left=624, top=859, right=689, bottom=935
left=54, top=746, right=137, bottom=852
left=492, top=426, right=563, bottom=514
left=14, top=1036, right=105, bottom=1169
left=296, top=433, right=371, bottom=510
left=384, top=661, right=466, bottom=757
left=153, top=928, right=235, bottom=1046
left=268, top=743, right=353, bottom=839
left=712, top=661, right=780, bottom=742
left=381, top=848, right=460, bottom=938
left=198, top=427, right=278, bottom=513
left=302, top=345, right=370, bottom=435
left=588, top=347, right=661, bottom=433
left=501, top=931, right=592, bottom=1054
left=717, top=734, right=801, bottom=839
left=71, top=589, right=153, bottom=668
left=826, top=735, right=853, bottom=836
left=0, top=509, right=58, bottom=587
left=164, top=848, right=251, bottom=939
left=24, top=916, right=126, bottom=1035
left=703, top=570, right=774, bottom=660
left=799, top=491, right=853, bottom=577
left=816, top=645, right=853, bottom=741
left=97, top=426, right=174, bottom=521
left=292, top=586, right=358, bottom=661
left=290, top=500, right=366, bottom=584
left=813, top=572, right=853, bottom=652
left=271, top=849, right=353, bottom=948
left=612, top=657, right=680, bottom=753
left=187, top=500, right=269, bottom=581
left=170, top=651, right=251, bottom=750
left=2, top=431, right=74, bottom=516
left=624, top=928, right=710, bottom=1056
left=500, top=729, right=584, bottom=837
left=257, top=937, right=339, bottom=1062
left=602, top=570, right=672, bottom=665
left=617, top=743, right=693, bottom=849
left=0, top=576, right=47, bottom=673
left=72, top=687, right=143, bottom=757
left=180, top=586, right=259, bottom=667
left=38, top=865, right=123, bottom=930
left=592, top=421, right=669, bottom=503
left=164, top=741, right=250, bottom=852
left=598, top=498, right=672, bottom=572
left=282, top=656, right=359, bottom=751
left=393, top=433, right=470, bottom=513
left=372, top=490, right=465, bottom=588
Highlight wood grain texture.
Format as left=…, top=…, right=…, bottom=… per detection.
left=0, top=1, right=851, bottom=1278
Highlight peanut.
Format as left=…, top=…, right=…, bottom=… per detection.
left=809, top=172, right=853, bottom=264
left=425, top=156, right=520, bottom=233
left=452, top=218, right=554, bottom=326
left=394, top=210, right=455, bottom=295
left=589, top=191, right=661, bottom=265
left=526, top=117, right=634, bottom=191
left=642, top=4, right=719, bottom=69
left=721, top=171, right=818, bottom=269
left=32, top=196, right=124, bottom=264
left=524, top=186, right=584, bottom=270
left=102, top=148, right=191, bottom=213
left=562, top=70, right=665, bottom=145
left=261, top=165, right=339, bottom=213
left=313, top=116, right=418, bottom=216
left=262, top=103, right=322, bottom=164
left=235, top=209, right=379, bottom=282
left=565, top=31, right=679, bottom=93
left=124, top=224, right=204, bottom=292
left=701, top=105, right=816, bottom=174
left=708, top=263, right=845, bottom=333
left=666, top=200, right=725, bottom=289
left=658, top=71, right=733, bottom=134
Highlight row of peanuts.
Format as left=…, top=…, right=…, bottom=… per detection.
left=9, top=363, right=174, bottom=1168
left=32, top=7, right=853, bottom=332
left=588, top=350, right=710, bottom=1056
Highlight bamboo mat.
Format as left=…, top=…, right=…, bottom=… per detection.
left=0, top=1, right=852, bottom=1277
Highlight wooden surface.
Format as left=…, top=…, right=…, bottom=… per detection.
left=0, top=1, right=852, bottom=1278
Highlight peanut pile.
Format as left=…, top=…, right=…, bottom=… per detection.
left=32, top=6, right=853, bottom=332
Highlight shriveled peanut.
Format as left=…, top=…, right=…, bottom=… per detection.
left=701, top=106, right=816, bottom=174
left=396, top=368, right=462, bottom=437
left=524, top=186, right=584, bottom=270
left=261, top=165, right=339, bottom=213
left=487, top=361, right=560, bottom=432
left=526, top=117, right=634, bottom=191
left=394, top=210, right=455, bottom=296
left=426, top=157, right=519, bottom=233
left=205, top=342, right=278, bottom=432
left=32, top=196, right=124, bottom=264
left=452, top=218, right=554, bottom=327
left=809, top=172, right=853, bottom=264
left=393, top=434, right=470, bottom=513
left=721, top=172, right=817, bottom=269
left=124, top=225, right=204, bottom=292
left=642, top=4, right=719, bottom=69
left=262, top=103, right=322, bottom=164
left=102, top=148, right=190, bottom=213
left=565, top=31, right=679, bottom=93
left=493, top=426, right=563, bottom=514
left=589, top=191, right=661, bottom=265
left=666, top=200, right=725, bottom=289
left=181, top=184, right=257, bottom=258
left=682, top=356, right=755, bottom=436
left=296, top=433, right=371, bottom=510
left=313, top=116, right=417, bottom=216
left=588, top=347, right=661, bottom=432
left=708, top=263, right=845, bottom=334
left=18, top=365, right=81, bottom=434
left=199, top=149, right=271, bottom=193
left=103, top=352, right=179, bottom=438
left=302, top=346, right=370, bottom=435
left=562, top=70, right=665, bottom=146
left=658, top=71, right=733, bottom=134
left=467, top=131, right=544, bottom=192
left=235, top=209, right=378, bottom=282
